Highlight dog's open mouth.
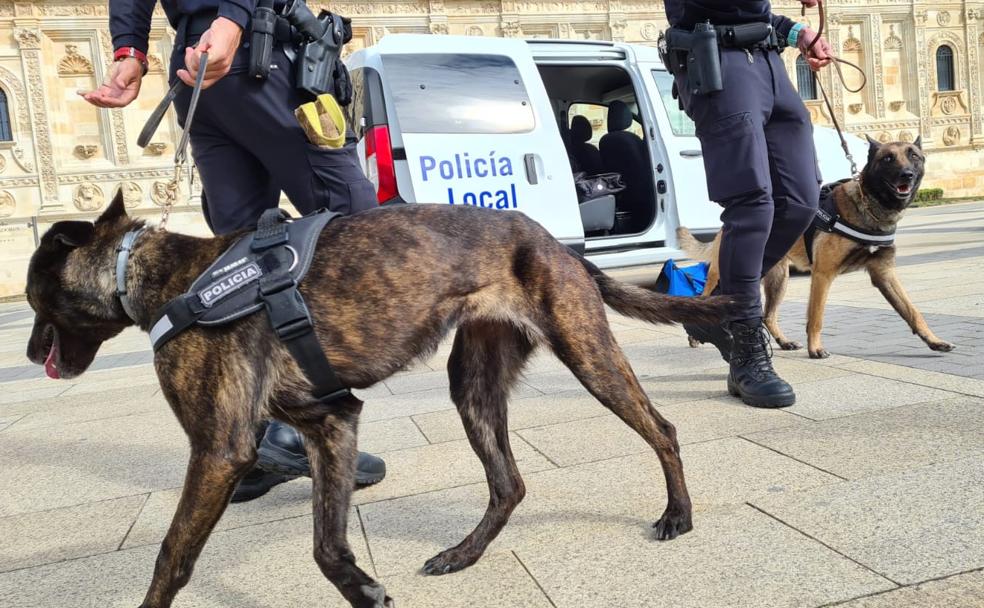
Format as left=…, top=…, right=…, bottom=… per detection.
left=894, top=182, right=913, bottom=196
left=42, top=325, right=60, bottom=380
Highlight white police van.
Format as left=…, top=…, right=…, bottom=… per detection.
left=345, top=35, right=864, bottom=268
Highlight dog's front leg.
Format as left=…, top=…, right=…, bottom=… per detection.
left=140, top=446, right=256, bottom=608
left=300, top=402, right=394, bottom=608
left=867, top=261, right=955, bottom=353
left=763, top=259, right=801, bottom=350
left=806, top=269, right=838, bottom=359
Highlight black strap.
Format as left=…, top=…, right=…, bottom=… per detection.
left=257, top=246, right=350, bottom=403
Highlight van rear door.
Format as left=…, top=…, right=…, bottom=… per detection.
left=375, top=35, right=584, bottom=246
left=641, top=64, right=722, bottom=235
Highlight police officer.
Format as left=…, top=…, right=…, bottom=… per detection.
left=665, top=0, right=832, bottom=408
left=82, top=0, right=386, bottom=501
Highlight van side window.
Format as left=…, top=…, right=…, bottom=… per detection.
left=381, top=54, right=535, bottom=134
left=650, top=70, right=696, bottom=137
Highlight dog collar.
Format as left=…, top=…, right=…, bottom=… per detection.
left=115, top=228, right=147, bottom=323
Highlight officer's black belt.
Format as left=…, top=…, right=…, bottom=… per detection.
left=149, top=208, right=351, bottom=404
left=804, top=179, right=896, bottom=264
left=714, top=23, right=784, bottom=50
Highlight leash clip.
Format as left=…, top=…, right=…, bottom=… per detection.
left=158, top=52, right=209, bottom=231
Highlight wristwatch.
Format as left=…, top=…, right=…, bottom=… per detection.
left=114, top=46, right=149, bottom=75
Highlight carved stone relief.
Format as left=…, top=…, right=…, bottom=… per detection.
left=151, top=180, right=170, bottom=206
left=0, top=190, right=14, bottom=217
left=73, top=183, right=104, bottom=211
left=942, top=126, right=960, bottom=146
left=57, top=44, right=94, bottom=76
left=118, top=181, right=143, bottom=208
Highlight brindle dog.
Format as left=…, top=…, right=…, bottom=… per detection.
left=25, top=193, right=733, bottom=608
left=678, top=136, right=954, bottom=359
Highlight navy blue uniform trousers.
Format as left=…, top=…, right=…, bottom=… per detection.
left=170, top=44, right=378, bottom=235
left=676, top=47, right=820, bottom=321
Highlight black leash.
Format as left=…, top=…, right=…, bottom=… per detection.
left=139, top=52, right=209, bottom=228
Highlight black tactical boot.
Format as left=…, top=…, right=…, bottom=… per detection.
left=684, top=322, right=732, bottom=362
left=256, top=421, right=387, bottom=487
left=727, top=318, right=796, bottom=408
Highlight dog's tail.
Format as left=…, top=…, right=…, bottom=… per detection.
left=676, top=227, right=715, bottom=262
left=576, top=255, right=734, bottom=325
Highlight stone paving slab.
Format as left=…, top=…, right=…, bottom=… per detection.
left=745, top=396, right=984, bottom=480
left=751, top=456, right=984, bottom=585
left=0, top=409, right=189, bottom=517
left=0, top=494, right=147, bottom=572
left=778, top=373, right=956, bottom=421
left=835, top=569, right=984, bottom=607
left=516, top=505, right=895, bottom=608
left=359, top=438, right=843, bottom=576
left=0, top=515, right=373, bottom=608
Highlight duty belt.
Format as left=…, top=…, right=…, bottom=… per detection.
left=714, top=23, right=784, bottom=51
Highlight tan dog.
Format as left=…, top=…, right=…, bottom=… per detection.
left=678, top=137, right=954, bottom=359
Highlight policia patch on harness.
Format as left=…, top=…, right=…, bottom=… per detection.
left=149, top=208, right=351, bottom=404
left=803, top=179, right=896, bottom=264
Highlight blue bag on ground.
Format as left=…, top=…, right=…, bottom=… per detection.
left=653, top=260, right=709, bottom=296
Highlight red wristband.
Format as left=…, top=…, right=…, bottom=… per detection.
left=114, top=46, right=149, bottom=74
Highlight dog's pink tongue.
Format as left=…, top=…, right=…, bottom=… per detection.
left=44, top=343, right=60, bottom=379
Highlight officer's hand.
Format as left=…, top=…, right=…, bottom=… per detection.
left=79, top=58, right=143, bottom=108
left=177, top=16, right=242, bottom=89
left=797, top=27, right=833, bottom=71
left=799, top=0, right=819, bottom=7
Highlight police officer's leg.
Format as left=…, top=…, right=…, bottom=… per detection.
left=679, top=49, right=795, bottom=408
left=760, top=52, right=822, bottom=274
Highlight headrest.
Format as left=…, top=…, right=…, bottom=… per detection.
left=570, top=115, right=593, bottom=143
left=608, top=101, right=633, bottom=132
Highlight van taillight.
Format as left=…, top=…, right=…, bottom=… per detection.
left=365, top=125, right=398, bottom=204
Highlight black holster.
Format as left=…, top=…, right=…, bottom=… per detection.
left=664, top=22, right=723, bottom=97
left=248, top=0, right=278, bottom=80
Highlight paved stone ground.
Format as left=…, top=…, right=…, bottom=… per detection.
left=0, top=202, right=982, bottom=608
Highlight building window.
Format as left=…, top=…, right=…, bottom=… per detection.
left=0, top=89, right=12, bottom=142
left=936, top=45, right=955, bottom=91
left=796, top=56, right=817, bottom=100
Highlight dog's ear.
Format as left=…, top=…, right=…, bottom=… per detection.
left=42, top=221, right=95, bottom=250
left=865, top=134, right=882, bottom=162
left=96, top=189, right=127, bottom=225
left=913, top=135, right=923, bottom=150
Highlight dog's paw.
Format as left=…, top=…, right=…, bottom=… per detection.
left=356, top=584, right=394, bottom=608
left=809, top=348, right=830, bottom=359
left=652, top=510, right=693, bottom=541
left=422, top=547, right=479, bottom=576
left=688, top=335, right=700, bottom=349
left=778, top=340, right=802, bottom=351
left=929, top=341, right=955, bottom=353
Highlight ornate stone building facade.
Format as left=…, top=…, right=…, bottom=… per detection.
left=0, top=0, right=981, bottom=297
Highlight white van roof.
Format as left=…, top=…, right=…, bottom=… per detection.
left=366, top=34, right=666, bottom=68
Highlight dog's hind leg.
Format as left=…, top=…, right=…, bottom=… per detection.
left=298, top=400, right=394, bottom=607
left=140, top=407, right=258, bottom=608
left=422, top=321, right=535, bottom=576
left=763, top=259, right=801, bottom=350
left=546, top=289, right=693, bottom=540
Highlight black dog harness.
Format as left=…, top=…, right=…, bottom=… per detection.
left=803, top=179, right=896, bottom=264
left=147, top=208, right=351, bottom=404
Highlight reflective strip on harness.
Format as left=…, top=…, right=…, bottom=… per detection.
left=804, top=180, right=896, bottom=264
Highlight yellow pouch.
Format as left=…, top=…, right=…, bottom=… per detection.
left=294, top=94, right=346, bottom=149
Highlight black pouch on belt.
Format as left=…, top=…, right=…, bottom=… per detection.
left=717, top=22, right=774, bottom=48
left=249, top=0, right=278, bottom=80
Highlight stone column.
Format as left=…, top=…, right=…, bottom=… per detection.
left=965, top=8, right=982, bottom=144
left=14, top=25, right=62, bottom=211
left=870, top=13, right=885, bottom=118
left=913, top=9, right=933, bottom=144
left=98, top=29, right=130, bottom=165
